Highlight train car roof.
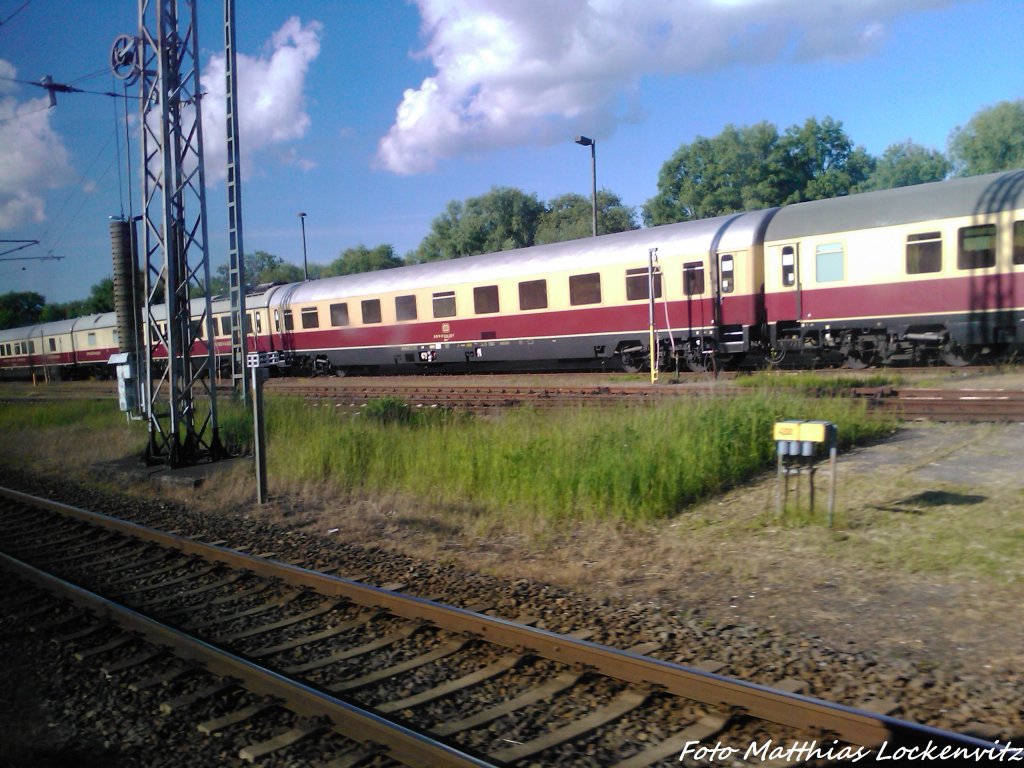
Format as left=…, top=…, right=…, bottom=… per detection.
left=272, top=208, right=778, bottom=305
left=42, top=318, right=80, bottom=333
left=765, top=169, right=1024, bottom=240
left=0, top=325, right=38, bottom=342
left=72, top=312, right=116, bottom=328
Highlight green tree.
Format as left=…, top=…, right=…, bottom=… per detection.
left=211, top=250, right=310, bottom=294
left=535, top=191, right=638, bottom=244
left=644, top=117, right=873, bottom=225
left=324, top=244, right=403, bottom=276
left=0, top=291, right=45, bottom=329
left=260, top=261, right=305, bottom=285
left=948, top=100, right=1024, bottom=176
left=775, top=116, right=874, bottom=203
left=38, top=303, right=68, bottom=323
left=643, top=121, right=781, bottom=225
left=857, top=141, right=949, bottom=192
left=83, top=278, right=114, bottom=314
left=413, top=187, right=545, bottom=262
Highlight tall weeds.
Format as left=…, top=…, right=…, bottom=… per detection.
left=263, top=392, right=893, bottom=523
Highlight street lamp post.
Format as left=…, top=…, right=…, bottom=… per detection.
left=574, top=135, right=597, bottom=237
left=298, top=211, right=308, bottom=281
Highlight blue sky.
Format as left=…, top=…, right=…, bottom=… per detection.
left=1, top=0, right=1022, bottom=304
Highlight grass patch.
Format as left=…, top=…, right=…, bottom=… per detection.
left=0, top=399, right=122, bottom=431
left=735, top=369, right=904, bottom=394
left=262, top=391, right=895, bottom=524
left=0, top=399, right=148, bottom=469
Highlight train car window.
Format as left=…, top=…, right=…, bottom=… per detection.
left=361, top=299, right=382, bottom=324
left=906, top=232, right=942, bottom=274
left=720, top=255, right=734, bottom=293
left=625, top=268, right=663, bottom=300
left=1015, top=221, right=1024, bottom=265
left=283, top=310, right=294, bottom=331
left=569, top=273, right=602, bottom=305
left=301, top=307, right=320, bottom=329
left=474, top=285, right=500, bottom=314
left=518, top=279, right=548, bottom=310
left=273, top=310, right=281, bottom=332
left=815, top=243, right=844, bottom=283
left=28, top=340, right=35, bottom=353
left=958, top=224, right=996, bottom=270
left=330, top=302, right=350, bottom=327
left=87, top=332, right=97, bottom=346
left=395, top=295, right=418, bottom=321
left=433, top=291, right=457, bottom=318
left=684, top=262, right=706, bottom=296
left=220, top=316, right=232, bottom=336
left=781, top=246, right=796, bottom=287
left=48, top=338, right=56, bottom=352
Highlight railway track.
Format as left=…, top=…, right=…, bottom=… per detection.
left=0, top=486, right=1010, bottom=767
left=2, top=373, right=1024, bottom=421
left=270, top=379, right=1024, bottom=422
left=868, top=387, right=1024, bottom=422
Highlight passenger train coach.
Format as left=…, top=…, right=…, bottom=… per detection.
left=2, top=169, right=1023, bottom=379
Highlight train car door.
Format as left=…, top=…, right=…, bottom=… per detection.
left=773, top=242, right=802, bottom=322
left=681, top=258, right=709, bottom=333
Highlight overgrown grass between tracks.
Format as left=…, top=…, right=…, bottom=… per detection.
left=261, top=392, right=894, bottom=523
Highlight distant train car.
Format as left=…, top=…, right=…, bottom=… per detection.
left=763, top=170, right=1024, bottom=367
left=250, top=208, right=775, bottom=375
left=0, top=314, right=119, bottom=379
left=0, top=324, right=41, bottom=378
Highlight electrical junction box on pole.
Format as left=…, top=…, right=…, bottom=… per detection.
left=107, top=352, right=138, bottom=414
left=773, top=420, right=839, bottom=525
left=773, top=420, right=838, bottom=457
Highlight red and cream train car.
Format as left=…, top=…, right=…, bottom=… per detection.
left=249, top=208, right=774, bottom=375
left=763, top=170, right=1024, bottom=366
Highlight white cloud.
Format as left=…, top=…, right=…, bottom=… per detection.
left=0, top=60, right=75, bottom=230
left=377, top=0, right=956, bottom=174
left=201, top=16, right=323, bottom=184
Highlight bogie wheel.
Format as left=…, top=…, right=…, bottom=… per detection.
left=682, top=342, right=712, bottom=373
left=765, top=347, right=786, bottom=367
left=620, top=351, right=645, bottom=374
left=941, top=341, right=978, bottom=367
left=844, top=353, right=871, bottom=370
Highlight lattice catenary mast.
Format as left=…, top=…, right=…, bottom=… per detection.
left=112, top=0, right=224, bottom=467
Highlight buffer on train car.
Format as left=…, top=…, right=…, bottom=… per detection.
left=773, top=420, right=838, bottom=526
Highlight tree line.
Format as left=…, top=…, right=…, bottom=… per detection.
left=2, top=99, right=1022, bottom=329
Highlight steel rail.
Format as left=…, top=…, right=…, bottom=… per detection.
left=0, top=550, right=497, bottom=768
left=0, top=485, right=1008, bottom=756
